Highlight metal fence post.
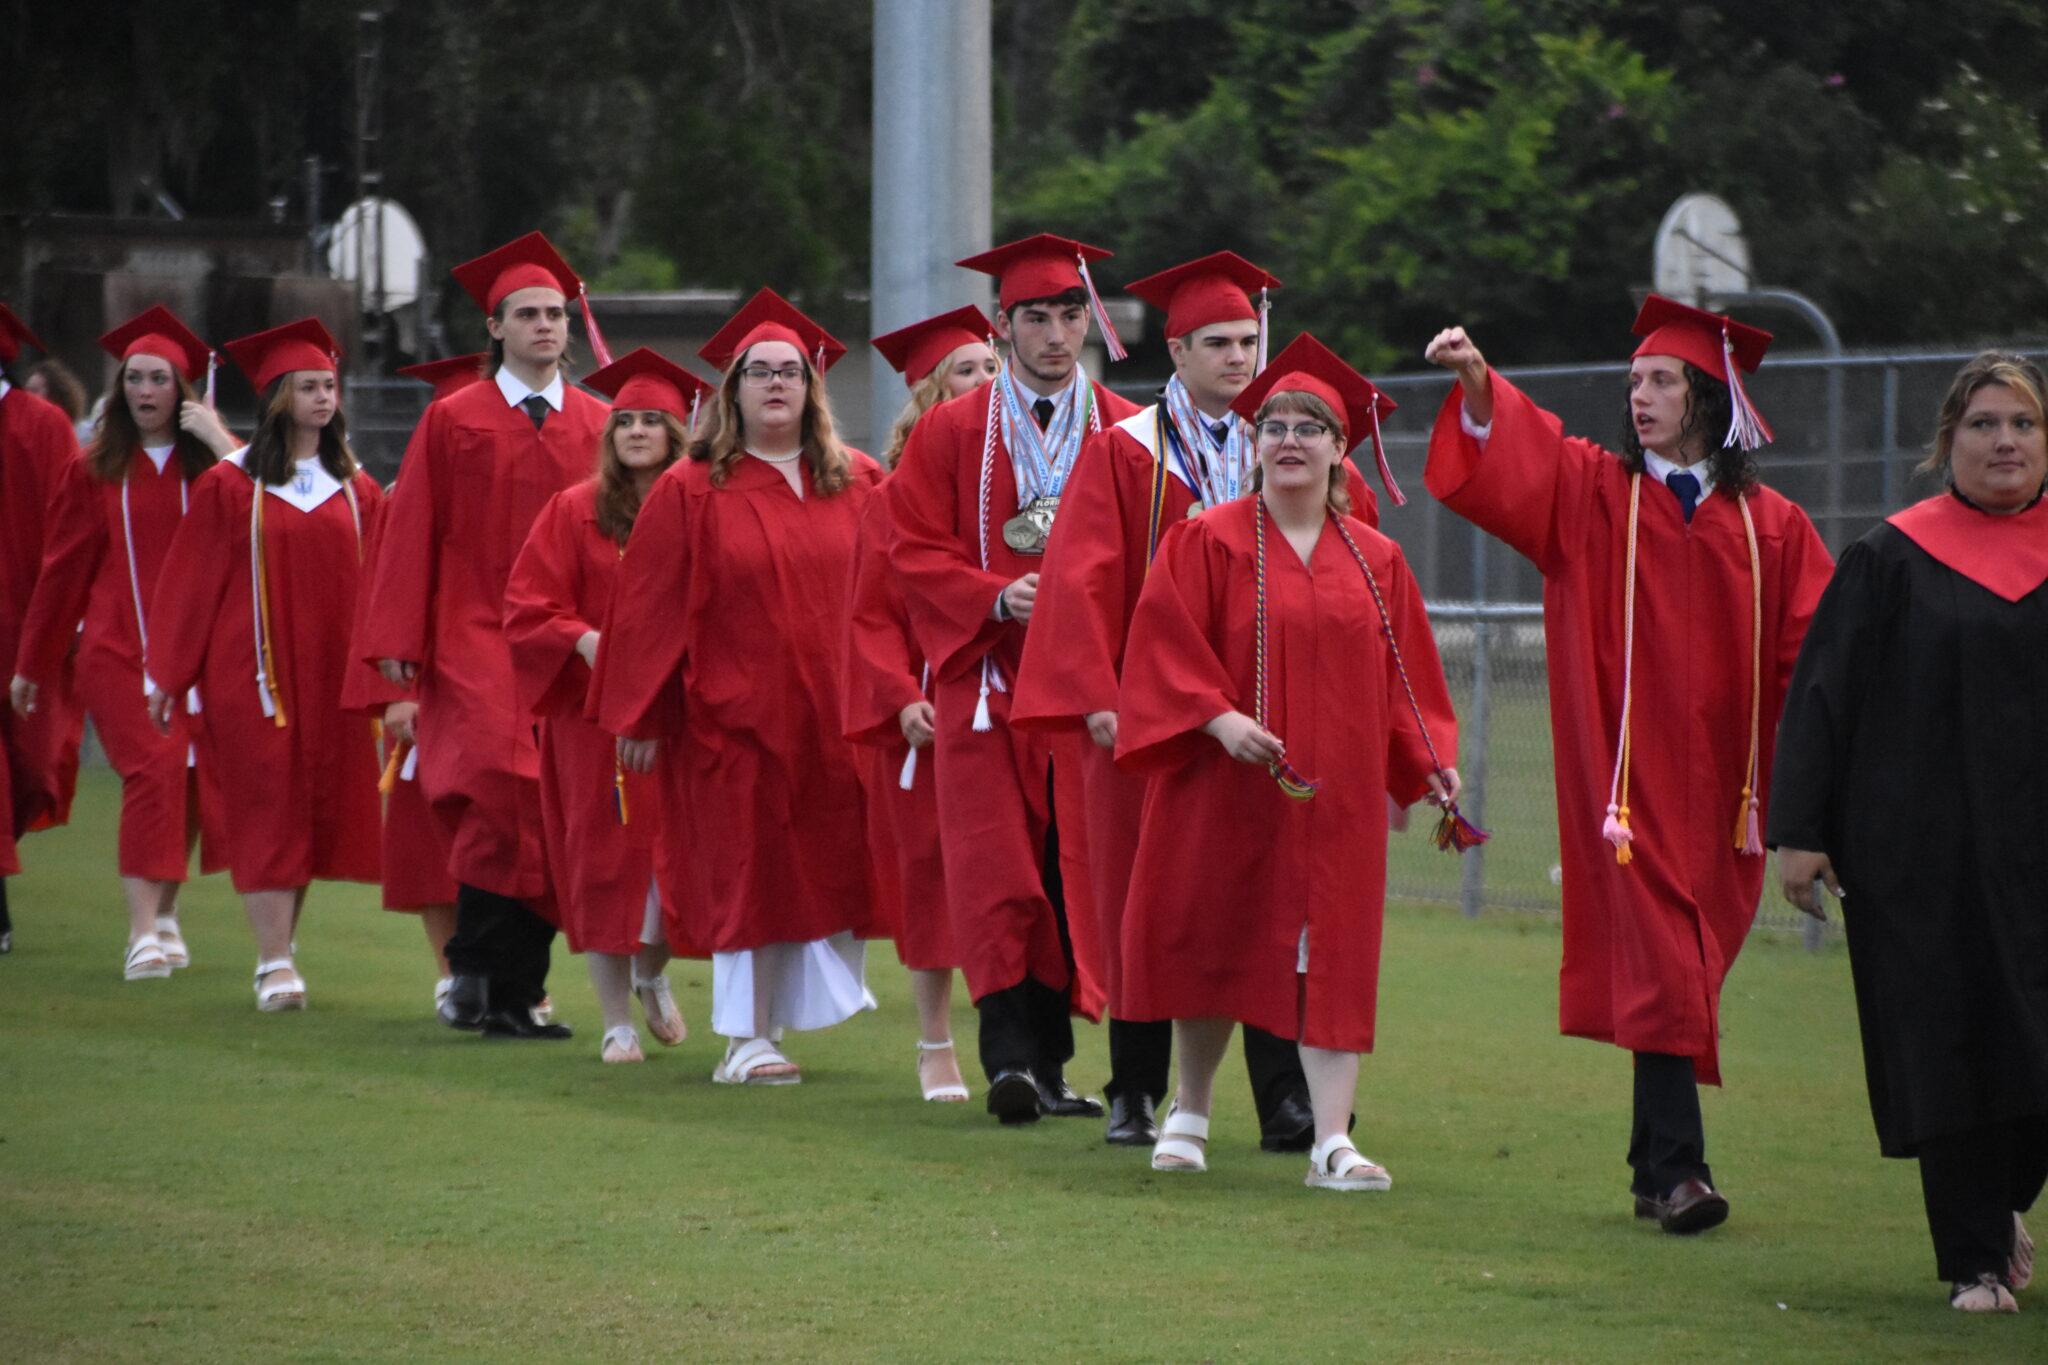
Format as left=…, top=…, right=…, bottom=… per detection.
left=1458, top=527, right=1490, bottom=919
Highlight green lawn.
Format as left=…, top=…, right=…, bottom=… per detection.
left=2, top=770, right=2036, bottom=1361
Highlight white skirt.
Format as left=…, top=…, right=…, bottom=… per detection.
left=709, top=931, right=877, bottom=1039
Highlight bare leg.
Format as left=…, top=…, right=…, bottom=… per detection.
left=631, top=941, right=673, bottom=982
left=910, top=967, right=965, bottom=1094
left=1170, top=1016, right=1236, bottom=1118
left=421, top=903, right=457, bottom=978
left=587, top=952, right=635, bottom=1033
left=244, top=889, right=298, bottom=963
left=122, top=877, right=168, bottom=942
left=1297, top=1044, right=1361, bottom=1146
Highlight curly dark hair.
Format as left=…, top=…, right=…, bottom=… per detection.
left=1619, top=362, right=1758, bottom=498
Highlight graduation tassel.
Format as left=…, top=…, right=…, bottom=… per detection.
left=1603, top=475, right=1643, bottom=865
left=578, top=283, right=615, bottom=369
left=203, top=351, right=218, bottom=408
left=613, top=755, right=630, bottom=826
left=1367, top=402, right=1406, bottom=508
left=1253, top=500, right=1319, bottom=802
left=898, top=747, right=919, bottom=791
left=1075, top=254, right=1127, bottom=362
left=1255, top=287, right=1271, bottom=375
left=379, top=741, right=408, bottom=796
left=1721, top=326, right=1774, bottom=451
left=687, top=391, right=701, bottom=437
left=249, top=484, right=287, bottom=727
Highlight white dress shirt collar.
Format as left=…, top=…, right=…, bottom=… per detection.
left=494, top=365, right=565, bottom=412
left=1642, top=447, right=1715, bottom=499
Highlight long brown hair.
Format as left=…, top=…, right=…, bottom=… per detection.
left=880, top=365, right=952, bottom=469
left=594, top=409, right=686, bottom=543
left=243, top=373, right=359, bottom=487
left=691, top=349, right=854, bottom=495
left=1923, top=350, right=2048, bottom=480
left=85, top=366, right=217, bottom=484
left=1251, top=390, right=1354, bottom=517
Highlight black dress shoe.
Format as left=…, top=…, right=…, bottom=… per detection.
left=1657, top=1178, right=1730, bottom=1235
left=438, top=974, right=488, bottom=1030
left=1104, top=1092, right=1159, bottom=1145
left=1038, top=1077, right=1105, bottom=1119
left=479, top=1007, right=573, bottom=1040
left=987, top=1069, right=1042, bottom=1125
left=1633, top=1193, right=1667, bottom=1220
left=1259, top=1091, right=1317, bottom=1152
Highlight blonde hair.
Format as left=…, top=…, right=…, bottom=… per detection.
left=1251, top=389, right=1352, bottom=516
left=691, top=350, right=854, bottom=494
left=880, top=365, right=952, bottom=469
left=1923, top=351, right=2048, bottom=479
left=594, top=408, right=687, bottom=543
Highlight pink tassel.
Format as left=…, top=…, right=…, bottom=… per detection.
left=1740, top=793, right=1764, bottom=856
left=1603, top=801, right=1634, bottom=865
left=1369, top=404, right=1407, bottom=507
left=1075, top=256, right=1127, bottom=362
left=578, top=284, right=614, bottom=369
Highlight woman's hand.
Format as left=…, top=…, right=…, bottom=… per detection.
left=383, top=700, right=419, bottom=745
left=575, top=630, right=599, bottom=667
left=1202, top=711, right=1283, bottom=765
left=9, top=675, right=37, bottom=717
left=178, top=400, right=241, bottom=456
left=898, top=699, right=935, bottom=749
left=618, top=736, right=657, bottom=774
left=1425, top=767, right=1462, bottom=807
left=1777, top=847, right=1842, bottom=920
left=145, top=687, right=175, bottom=734
left=1085, top=709, right=1118, bottom=750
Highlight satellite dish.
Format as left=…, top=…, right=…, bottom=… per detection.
left=327, top=198, right=427, bottom=313
left=1652, top=193, right=1751, bottom=305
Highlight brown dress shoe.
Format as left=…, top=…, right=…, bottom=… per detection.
left=1633, top=1194, right=1667, bottom=1220
left=1658, top=1178, right=1730, bottom=1235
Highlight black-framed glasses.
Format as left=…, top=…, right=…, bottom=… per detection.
left=740, top=364, right=805, bottom=387
left=1255, top=420, right=1330, bottom=443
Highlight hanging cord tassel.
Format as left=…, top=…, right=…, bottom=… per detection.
left=1602, top=474, right=1643, bottom=864
left=613, top=754, right=631, bottom=826
left=203, top=352, right=218, bottom=408
left=1732, top=496, right=1765, bottom=855
left=1721, top=326, right=1773, bottom=451
left=1252, top=501, right=1319, bottom=800
left=899, top=661, right=929, bottom=789
left=687, top=391, right=701, bottom=437
left=1255, top=287, right=1271, bottom=374
left=250, top=481, right=287, bottom=727
left=1075, top=255, right=1127, bottom=362
left=973, top=382, right=1003, bottom=734
left=1367, top=402, right=1406, bottom=507
left=578, top=283, right=615, bottom=369
left=379, top=740, right=409, bottom=796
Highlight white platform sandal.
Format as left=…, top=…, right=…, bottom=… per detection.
left=916, top=1039, right=970, bottom=1102
left=600, top=1025, right=644, bottom=1064
left=1151, top=1105, right=1211, bottom=1173
left=1305, top=1134, right=1391, bottom=1191
left=124, top=933, right=172, bottom=981
left=254, top=958, right=306, bottom=1012
left=154, top=916, right=190, bottom=969
left=433, top=976, right=453, bottom=1013
left=711, top=1036, right=800, bottom=1085
left=632, top=973, right=687, bottom=1046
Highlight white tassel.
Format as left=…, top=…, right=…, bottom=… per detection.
left=973, top=659, right=995, bottom=732
left=186, top=687, right=202, bottom=714
left=1256, top=287, right=1271, bottom=374
left=400, top=744, right=420, bottom=782
left=897, top=747, right=918, bottom=791
left=1720, top=327, right=1773, bottom=451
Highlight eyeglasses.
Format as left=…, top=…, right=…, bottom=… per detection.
left=739, top=364, right=805, bottom=387
left=1255, top=420, right=1331, bottom=444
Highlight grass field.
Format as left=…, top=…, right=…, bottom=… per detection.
left=3, top=770, right=2038, bottom=1361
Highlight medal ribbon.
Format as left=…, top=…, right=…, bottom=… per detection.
left=994, top=361, right=1091, bottom=508
left=1161, top=375, right=1250, bottom=508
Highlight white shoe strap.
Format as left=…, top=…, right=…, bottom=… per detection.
left=1160, top=1107, right=1210, bottom=1141
left=254, top=957, right=296, bottom=980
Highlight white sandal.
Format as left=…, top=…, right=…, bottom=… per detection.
left=916, top=1039, right=970, bottom=1102
left=1151, top=1105, right=1211, bottom=1173
left=1305, top=1134, right=1391, bottom=1192
left=254, top=958, right=306, bottom=1012
left=633, top=973, right=687, bottom=1046
left=433, top=976, right=453, bottom=1012
left=154, top=916, right=190, bottom=969
left=1951, top=1272, right=2020, bottom=1313
left=600, top=1025, right=644, bottom=1064
left=711, top=1036, right=800, bottom=1086
left=2013, top=1212, right=2035, bottom=1292
left=124, top=933, right=172, bottom=981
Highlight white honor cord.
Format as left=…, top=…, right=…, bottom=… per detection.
left=122, top=472, right=198, bottom=711
left=898, top=661, right=930, bottom=789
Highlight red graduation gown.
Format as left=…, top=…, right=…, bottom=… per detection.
left=16, top=446, right=224, bottom=881
left=1424, top=372, right=1833, bottom=1083
left=505, top=479, right=685, bottom=956
left=339, top=502, right=454, bottom=912
left=1011, top=407, right=1386, bottom=1012
left=886, top=379, right=1139, bottom=1013
left=1113, top=502, right=1452, bottom=1052
left=146, top=460, right=386, bottom=893
left=839, top=489, right=956, bottom=971
left=357, top=378, right=609, bottom=901
left=0, top=384, right=85, bottom=866
left=590, top=454, right=880, bottom=954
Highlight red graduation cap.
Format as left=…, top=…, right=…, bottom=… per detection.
left=99, top=305, right=210, bottom=383
left=221, top=317, right=342, bottom=394
left=1230, top=332, right=1404, bottom=506
left=583, top=346, right=714, bottom=426
left=871, top=305, right=994, bottom=387
left=0, top=303, right=48, bottom=365
left=699, top=288, right=847, bottom=374
left=1123, top=251, right=1279, bottom=343
left=450, top=231, right=583, bottom=314
left=396, top=354, right=490, bottom=402
left=1630, top=293, right=1775, bottom=448
left=957, top=233, right=1127, bottom=360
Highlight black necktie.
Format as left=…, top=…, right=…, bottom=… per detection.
left=1032, top=398, right=1055, bottom=430
left=522, top=395, right=550, bottom=430
left=1667, top=470, right=1701, bottom=524
left=1209, top=420, right=1229, bottom=446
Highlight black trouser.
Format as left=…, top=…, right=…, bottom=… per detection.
left=976, top=765, right=1078, bottom=1084
left=1105, top=1018, right=1308, bottom=1125
left=1917, top=1118, right=2048, bottom=1282
left=445, top=883, right=555, bottom=1011
left=1627, top=1051, right=1711, bottom=1197
left=1241, top=1024, right=1311, bottom=1131
left=0, top=876, right=11, bottom=935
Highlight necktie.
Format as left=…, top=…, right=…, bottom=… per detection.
left=1032, top=398, right=1055, bottom=430
left=1209, top=420, right=1229, bottom=446
left=522, top=395, right=550, bottom=431
left=1666, top=470, right=1701, bottom=524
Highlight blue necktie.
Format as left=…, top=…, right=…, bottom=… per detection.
left=1667, top=470, right=1701, bottom=524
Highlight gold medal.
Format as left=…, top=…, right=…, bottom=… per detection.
left=1001, top=495, right=1060, bottom=555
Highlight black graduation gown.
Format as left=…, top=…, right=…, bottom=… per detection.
left=1767, top=514, right=2048, bottom=1158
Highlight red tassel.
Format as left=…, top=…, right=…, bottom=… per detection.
left=579, top=284, right=614, bottom=369
left=1432, top=803, right=1489, bottom=853
left=1075, top=256, right=1127, bottom=362
left=1369, top=403, right=1406, bottom=506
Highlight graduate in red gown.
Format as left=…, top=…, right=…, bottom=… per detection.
left=0, top=303, right=86, bottom=955
left=144, top=318, right=386, bottom=1013
left=12, top=306, right=222, bottom=979
left=1013, top=252, right=1396, bottom=1149
left=360, top=232, right=611, bottom=1041
left=1423, top=297, right=1833, bottom=1232
left=592, top=291, right=881, bottom=1086
left=507, top=347, right=709, bottom=1065
left=1115, top=336, right=1460, bottom=1191
left=845, top=305, right=999, bottom=1103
